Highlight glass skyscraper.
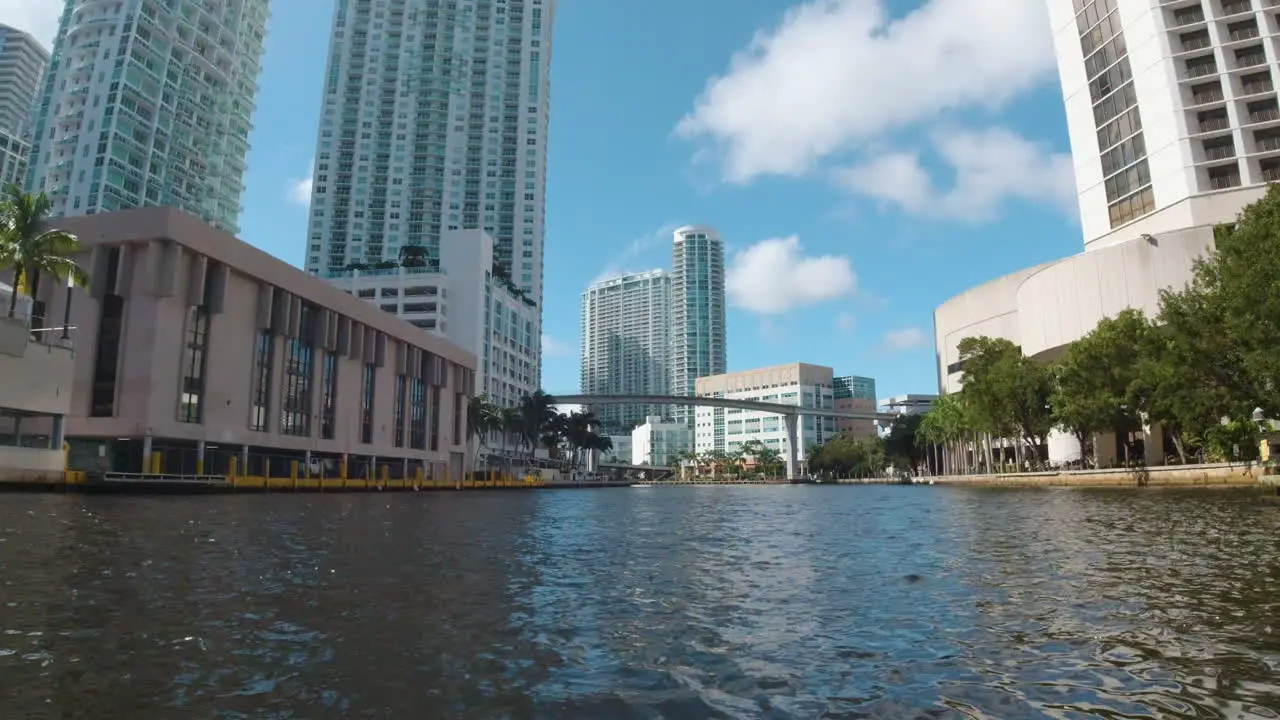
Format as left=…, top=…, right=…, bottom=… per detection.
left=304, top=0, right=555, bottom=381
left=670, top=224, right=726, bottom=426
left=26, top=0, right=269, bottom=234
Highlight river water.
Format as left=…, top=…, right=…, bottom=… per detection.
left=1, top=486, right=1277, bottom=718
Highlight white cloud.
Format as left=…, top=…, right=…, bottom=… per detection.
left=676, top=0, right=1055, bottom=183
left=881, top=327, right=928, bottom=352
left=835, top=312, right=856, bottom=333
left=287, top=166, right=314, bottom=207
left=0, top=0, right=62, bottom=49
left=675, top=0, right=1068, bottom=220
left=542, top=334, right=574, bottom=358
left=837, top=128, right=1076, bottom=221
left=591, top=222, right=681, bottom=285
left=726, top=235, right=856, bottom=315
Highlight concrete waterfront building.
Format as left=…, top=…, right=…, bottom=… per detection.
left=10, top=208, right=475, bottom=481
left=579, top=269, right=671, bottom=430
left=329, top=230, right=538, bottom=408
left=603, top=434, right=632, bottom=464
left=880, top=394, right=937, bottom=417
left=0, top=283, right=73, bottom=482
left=0, top=23, right=49, bottom=137
left=934, top=0, right=1280, bottom=465
left=25, top=0, right=269, bottom=234
left=834, top=374, right=877, bottom=438
left=670, top=225, right=726, bottom=426
left=305, top=0, right=557, bottom=385
left=694, top=363, right=837, bottom=465
left=631, top=415, right=691, bottom=468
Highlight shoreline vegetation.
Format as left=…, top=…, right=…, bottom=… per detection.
left=811, top=186, right=1280, bottom=484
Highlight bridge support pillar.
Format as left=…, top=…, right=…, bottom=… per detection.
left=784, top=414, right=799, bottom=480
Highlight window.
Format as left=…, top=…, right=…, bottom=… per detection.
left=361, top=363, right=376, bottom=443
left=280, top=307, right=315, bottom=436
left=177, top=305, right=210, bottom=423
left=409, top=377, right=426, bottom=449
left=429, top=379, right=441, bottom=451
left=0, top=407, right=62, bottom=450
left=250, top=331, right=274, bottom=432
left=320, top=351, right=338, bottom=439
left=393, top=375, right=406, bottom=447
left=89, top=249, right=123, bottom=418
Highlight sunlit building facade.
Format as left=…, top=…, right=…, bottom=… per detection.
left=305, top=0, right=557, bottom=388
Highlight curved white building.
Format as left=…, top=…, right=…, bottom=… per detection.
left=935, top=0, right=1279, bottom=464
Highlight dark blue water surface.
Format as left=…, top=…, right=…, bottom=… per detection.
left=1, top=486, right=1278, bottom=718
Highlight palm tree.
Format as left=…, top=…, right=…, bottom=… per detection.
left=399, top=244, right=429, bottom=269
left=466, top=396, right=498, bottom=467
left=562, top=409, right=597, bottom=469
left=0, top=184, right=88, bottom=319
left=517, top=391, right=557, bottom=461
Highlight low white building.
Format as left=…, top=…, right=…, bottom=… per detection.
left=0, top=283, right=73, bottom=482
left=632, top=416, right=691, bottom=468
left=325, top=230, right=539, bottom=408
left=694, top=363, right=837, bottom=462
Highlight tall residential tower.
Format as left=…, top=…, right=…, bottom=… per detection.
left=580, top=270, right=671, bottom=431
left=670, top=225, right=726, bottom=426
left=0, top=23, right=49, bottom=189
left=26, top=0, right=269, bottom=233
left=305, top=0, right=556, bottom=393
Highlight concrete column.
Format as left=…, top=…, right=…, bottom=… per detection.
left=784, top=414, right=799, bottom=480
left=142, top=435, right=153, bottom=474
left=241, top=445, right=250, bottom=475
left=304, top=449, right=313, bottom=478
left=1143, top=423, right=1164, bottom=466
left=196, top=440, right=206, bottom=475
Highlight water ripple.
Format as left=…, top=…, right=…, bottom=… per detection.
left=0, top=487, right=1277, bottom=717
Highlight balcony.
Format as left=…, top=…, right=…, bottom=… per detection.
left=1192, top=88, right=1227, bottom=104
left=1234, top=52, right=1267, bottom=68
left=1256, top=136, right=1280, bottom=151
left=1205, top=144, right=1238, bottom=160
left=1241, top=79, right=1274, bottom=95
left=1228, top=27, right=1261, bottom=41
left=1186, top=62, right=1220, bottom=78
left=1249, top=108, right=1280, bottom=122
left=1200, top=116, right=1232, bottom=131
left=1221, top=0, right=1253, bottom=15
left=1173, top=9, right=1207, bottom=25
left=1209, top=172, right=1243, bottom=189
left=1261, top=165, right=1280, bottom=181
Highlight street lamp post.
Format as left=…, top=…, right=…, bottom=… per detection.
left=61, top=274, right=73, bottom=341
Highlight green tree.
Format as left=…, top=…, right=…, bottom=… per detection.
left=883, top=414, right=924, bottom=474
left=0, top=184, right=89, bottom=319
left=958, top=337, right=1053, bottom=467
left=1050, top=309, right=1151, bottom=466
left=466, top=396, right=499, bottom=466
left=1192, top=185, right=1280, bottom=418
left=917, top=393, right=973, bottom=474
left=517, top=390, right=558, bottom=459
left=808, top=435, right=885, bottom=478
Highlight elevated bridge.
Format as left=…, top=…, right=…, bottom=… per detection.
left=551, top=393, right=897, bottom=480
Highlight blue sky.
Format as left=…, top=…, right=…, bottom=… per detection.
left=13, top=0, right=1085, bottom=400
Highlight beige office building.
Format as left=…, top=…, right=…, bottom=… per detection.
left=8, top=209, right=476, bottom=480
left=694, top=363, right=838, bottom=459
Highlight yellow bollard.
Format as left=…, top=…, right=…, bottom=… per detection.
left=151, top=451, right=162, bottom=475
left=340, top=457, right=348, bottom=480
left=229, top=456, right=238, bottom=488
left=290, top=460, right=299, bottom=490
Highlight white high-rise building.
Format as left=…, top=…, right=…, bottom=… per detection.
left=0, top=23, right=50, bottom=191
left=1053, top=0, right=1280, bottom=249
left=26, top=0, right=269, bottom=234
left=305, top=0, right=556, bottom=393
left=670, top=225, right=726, bottom=426
left=935, top=0, right=1280, bottom=465
left=580, top=270, right=671, bottom=431
left=329, top=230, right=539, bottom=409
left=0, top=23, right=48, bottom=136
